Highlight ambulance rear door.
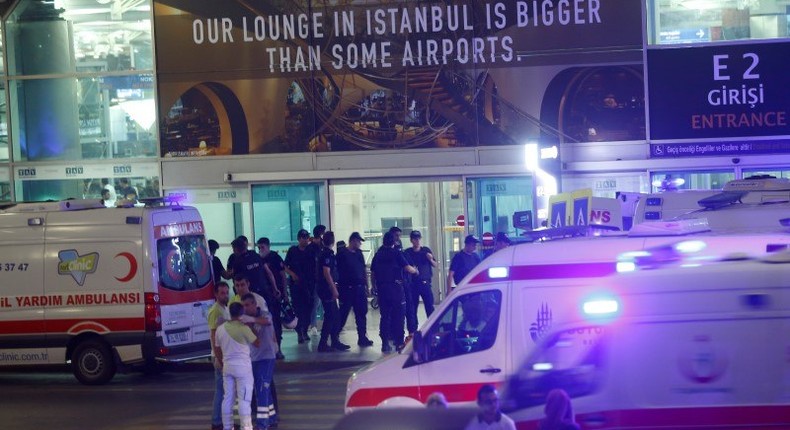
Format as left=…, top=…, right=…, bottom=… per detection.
left=0, top=210, right=47, bottom=364
left=151, top=209, right=213, bottom=352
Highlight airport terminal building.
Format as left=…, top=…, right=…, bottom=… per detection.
left=1, top=0, right=789, bottom=287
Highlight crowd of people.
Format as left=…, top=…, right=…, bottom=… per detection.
left=205, top=225, right=514, bottom=429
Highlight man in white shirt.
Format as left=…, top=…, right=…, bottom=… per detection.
left=215, top=302, right=260, bottom=430
left=464, top=385, right=516, bottom=430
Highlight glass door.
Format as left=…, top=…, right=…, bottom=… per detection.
left=466, top=176, right=534, bottom=254
left=251, top=182, right=327, bottom=255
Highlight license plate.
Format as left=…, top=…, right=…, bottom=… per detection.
left=167, top=331, right=189, bottom=343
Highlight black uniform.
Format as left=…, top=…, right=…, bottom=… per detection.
left=232, top=250, right=270, bottom=298
left=371, top=246, right=410, bottom=347
left=284, top=245, right=313, bottom=340
left=404, top=246, right=436, bottom=328
left=317, top=246, right=342, bottom=347
left=262, top=251, right=286, bottom=347
left=336, top=246, right=368, bottom=341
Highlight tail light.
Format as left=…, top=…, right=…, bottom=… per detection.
left=144, top=292, right=161, bottom=332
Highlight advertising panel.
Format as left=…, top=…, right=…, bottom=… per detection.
left=153, top=0, right=643, bottom=157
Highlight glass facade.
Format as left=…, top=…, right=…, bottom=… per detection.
left=2, top=0, right=157, bottom=201
left=649, top=0, right=790, bottom=45
left=649, top=170, right=736, bottom=192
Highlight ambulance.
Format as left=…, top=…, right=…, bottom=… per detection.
left=503, top=251, right=790, bottom=429
left=344, top=177, right=790, bottom=411
left=0, top=199, right=214, bottom=385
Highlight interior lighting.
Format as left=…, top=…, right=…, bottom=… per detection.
left=120, top=99, right=156, bottom=130
left=524, top=143, right=539, bottom=172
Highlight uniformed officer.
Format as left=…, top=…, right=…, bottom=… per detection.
left=403, top=230, right=438, bottom=331
left=337, top=232, right=374, bottom=347
left=371, top=232, right=418, bottom=353
left=316, top=231, right=350, bottom=352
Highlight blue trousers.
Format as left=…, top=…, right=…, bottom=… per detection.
left=212, top=368, right=223, bottom=426
left=252, top=359, right=276, bottom=428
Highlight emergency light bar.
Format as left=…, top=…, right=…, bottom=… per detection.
left=488, top=267, right=509, bottom=279
left=583, top=299, right=619, bottom=315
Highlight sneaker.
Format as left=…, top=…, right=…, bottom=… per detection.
left=275, top=351, right=285, bottom=360
left=357, top=337, right=374, bottom=347
left=317, top=343, right=333, bottom=353
left=332, top=341, right=351, bottom=351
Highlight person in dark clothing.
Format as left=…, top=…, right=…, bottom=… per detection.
left=284, top=229, right=313, bottom=343
left=337, top=232, right=374, bottom=347
left=230, top=238, right=279, bottom=302
left=403, top=230, right=437, bottom=332
left=306, top=225, right=326, bottom=334
left=538, top=389, right=580, bottom=430
left=226, top=235, right=249, bottom=277
left=316, top=231, right=350, bottom=352
left=388, top=226, right=404, bottom=251
left=209, top=239, right=229, bottom=285
left=446, top=235, right=482, bottom=296
left=371, top=231, right=417, bottom=353
left=257, top=237, right=286, bottom=359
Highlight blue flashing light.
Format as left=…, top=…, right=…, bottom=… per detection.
left=583, top=299, right=619, bottom=316
left=488, top=267, right=509, bottom=279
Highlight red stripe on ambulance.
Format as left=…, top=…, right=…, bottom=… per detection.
left=0, top=318, right=144, bottom=335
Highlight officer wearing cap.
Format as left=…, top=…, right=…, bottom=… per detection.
left=371, top=231, right=418, bottom=353
left=404, top=230, right=438, bottom=331
left=447, top=235, right=482, bottom=295
left=337, top=232, right=374, bottom=347
left=484, top=232, right=512, bottom=259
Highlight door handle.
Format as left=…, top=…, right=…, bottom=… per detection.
left=479, top=367, right=501, bottom=374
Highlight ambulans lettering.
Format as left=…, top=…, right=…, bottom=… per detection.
left=155, top=221, right=205, bottom=239
left=57, top=250, right=99, bottom=286
left=1, top=292, right=141, bottom=308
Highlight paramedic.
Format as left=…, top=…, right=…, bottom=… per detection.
left=242, top=293, right=278, bottom=430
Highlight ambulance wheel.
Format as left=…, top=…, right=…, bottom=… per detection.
left=72, top=340, right=116, bottom=385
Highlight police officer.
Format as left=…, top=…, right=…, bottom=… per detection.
left=306, top=225, right=326, bottom=335
left=257, top=237, right=286, bottom=359
left=316, top=231, right=350, bottom=352
left=284, top=229, right=312, bottom=344
left=371, top=232, right=417, bottom=353
left=337, top=232, right=374, bottom=347
left=230, top=237, right=279, bottom=301
left=403, top=230, right=437, bottom=331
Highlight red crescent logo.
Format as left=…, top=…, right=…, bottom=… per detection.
left=115, top=252, right=138, bottom=282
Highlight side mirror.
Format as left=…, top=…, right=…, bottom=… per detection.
left=411, top=331, right=425, bottom=363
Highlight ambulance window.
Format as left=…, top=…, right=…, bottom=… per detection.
left=423, top=290, right=501, bottom=362
left=505, top=326, right=606, bottom=410
left=157, top=235, right=212, bottom=291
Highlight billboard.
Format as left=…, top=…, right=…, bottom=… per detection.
left=153, top=0, right=643, bottom=157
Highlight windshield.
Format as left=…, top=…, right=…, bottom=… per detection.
left=157, top=235, right=212, bottom=292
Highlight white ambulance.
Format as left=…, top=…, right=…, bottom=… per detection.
left=0, top=199, right=214, bottom=384
left=503, top=251, right=790, bottom=429
left=345, top=178, right=790, bottom=411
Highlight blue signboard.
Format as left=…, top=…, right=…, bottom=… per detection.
left=573, top=197, right=589, bottom=226
left=651, top=139, right=790, bottom=158
left=550, top=201, right=567, bottom=228
left=648, top=42, right=790, bottom=143
left=658, top=28, right=710, bottom=44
